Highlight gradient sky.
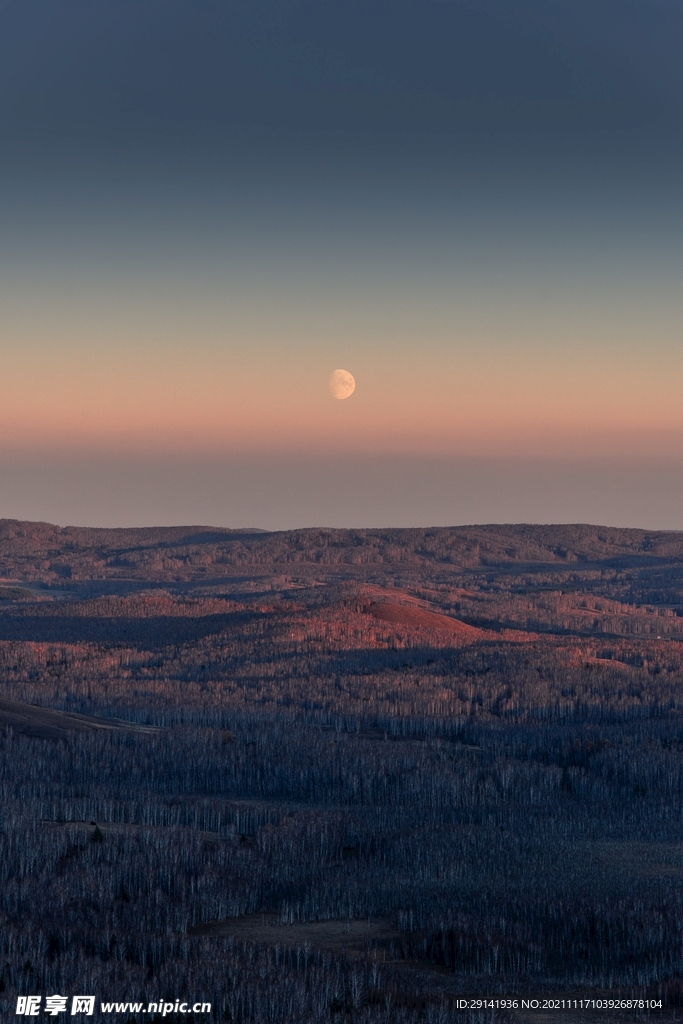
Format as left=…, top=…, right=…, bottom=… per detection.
left=1, top=0, right=683, bottom=528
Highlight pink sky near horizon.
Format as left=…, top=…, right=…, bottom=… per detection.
left=2, top=149, right=683, bottom=472
left=2, top=319, right=682, bottom=458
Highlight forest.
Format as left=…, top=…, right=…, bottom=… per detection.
left=2, top=519, right=683, bottom=1022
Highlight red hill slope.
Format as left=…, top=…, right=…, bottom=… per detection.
left=364, top=601, right=487, bottom=641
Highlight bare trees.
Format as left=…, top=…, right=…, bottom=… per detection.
left=2, top=701, right=683, bottom=1020
left=2, top=524, right=683, bottom=1017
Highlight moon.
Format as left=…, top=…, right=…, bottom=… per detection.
left=329, top=369, right=356, bottom=400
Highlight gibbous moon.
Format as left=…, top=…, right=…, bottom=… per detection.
left=329, top=369, right=356, bottom=400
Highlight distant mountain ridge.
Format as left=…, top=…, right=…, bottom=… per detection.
left=1, top=519, right=683, bottom=583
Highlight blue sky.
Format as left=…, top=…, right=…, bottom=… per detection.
left=1, top=0, right=682, bottom=527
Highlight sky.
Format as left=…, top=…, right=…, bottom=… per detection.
left=1, top=0, right=683, bottom=529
